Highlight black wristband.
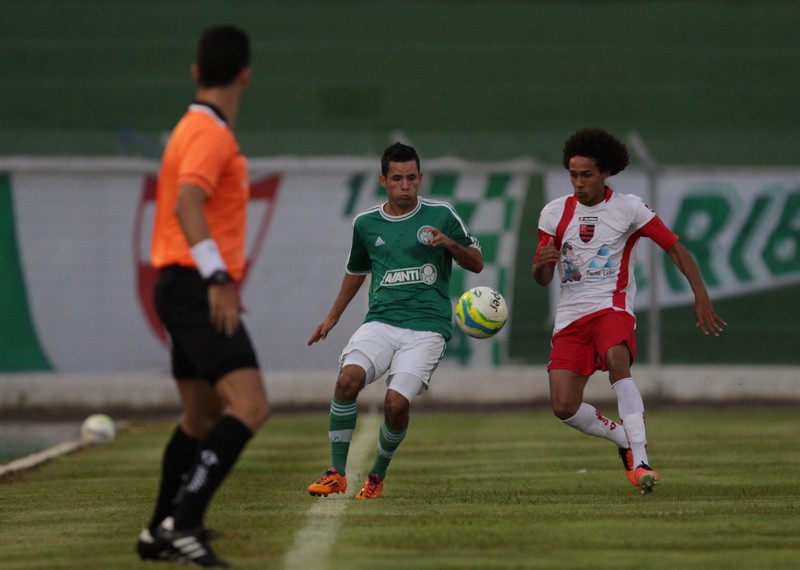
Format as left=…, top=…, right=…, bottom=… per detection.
left=206, top=270, right=231, bottom=286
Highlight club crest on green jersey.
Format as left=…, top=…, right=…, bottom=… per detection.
left=380, top=263, right=438, bottom=286
left=417, top=226, right=434, bottom=245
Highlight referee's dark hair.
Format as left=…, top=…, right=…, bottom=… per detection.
left=195, top=25, right=251, bottom=88
left=562, top=127, right=630, bottom=176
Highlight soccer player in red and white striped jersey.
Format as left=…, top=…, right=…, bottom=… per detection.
left=533, top=127, right=726, bottom=494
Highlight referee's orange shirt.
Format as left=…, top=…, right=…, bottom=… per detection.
left=151, top=103, right=249, bottom=280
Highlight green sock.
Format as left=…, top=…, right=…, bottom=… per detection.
left=369, top=421, right=407, bottom=478
left=328, top=397, right=357, bottom=475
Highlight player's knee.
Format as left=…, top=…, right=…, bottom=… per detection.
left=605, top=345, right=632, bottom=377
left=384, top=398, right=406, bottom=420
left=231, top=398, right=271, bottom=432
left=383, top=393, right=410, bottom=429
left=251, top=398, right=272, bottom=428
left=606, top=356, right=631, bottom=378
left=551, top=401, right=578, bottom=421
left=384, top=408, right=409, bottom=431
left=336, top=365, right=366, bottom=400
left=181, top=412, right=219, bottom=439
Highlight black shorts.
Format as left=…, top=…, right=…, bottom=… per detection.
left=154, top=265, right=259, bottom=383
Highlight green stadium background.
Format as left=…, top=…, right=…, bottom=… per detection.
left=1, top=1, right=799, bottom=367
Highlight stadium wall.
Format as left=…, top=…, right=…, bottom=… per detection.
left=1, top=157, right=799, bottom=407
left=1, top=366, right=798, bottom=413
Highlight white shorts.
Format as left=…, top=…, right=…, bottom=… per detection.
left=339, top=321, right=446, bottom=401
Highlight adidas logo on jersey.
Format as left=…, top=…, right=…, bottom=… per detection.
left=375, top=236, right=385, bottom=246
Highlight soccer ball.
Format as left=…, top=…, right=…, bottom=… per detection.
left=81, top=414, right=117, bottom=445
left=455, top=286, right=508, bottom=339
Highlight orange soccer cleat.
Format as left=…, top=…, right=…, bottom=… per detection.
left=618, top=447, right=637, bottom=485
left=355, top=473, right=384, bottom=500
left=308, top=467, right=347, bottom=497
left=633, top=463, right=660, bottom=495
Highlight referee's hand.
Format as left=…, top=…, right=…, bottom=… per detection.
left=209, top=282, right=241, bottom=337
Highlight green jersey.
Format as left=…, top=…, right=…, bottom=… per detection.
left=347, top=198, right=480, bottom=340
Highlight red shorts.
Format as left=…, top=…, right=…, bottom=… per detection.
left=548, top=309, right=636, bottom=377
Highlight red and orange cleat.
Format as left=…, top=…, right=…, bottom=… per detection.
left=355, top=473, right=384, bottom=500
left=618, top=447, right=637, bottom=485
left=633, top=463, right=660, bottom=495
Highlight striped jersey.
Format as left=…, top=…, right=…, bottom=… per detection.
left=536, top=187, right=678, bottom=334
left=347, top=198, right=481, bottom=340
left=151, top=102, right=249, bottom=280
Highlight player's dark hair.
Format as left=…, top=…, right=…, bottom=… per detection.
left=195, top=25, right=250, bottom=88
left=562, top=127, right=630, bottom=175
left=381, top=142, right=421, bottom=176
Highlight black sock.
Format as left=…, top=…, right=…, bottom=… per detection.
left=148, top=426, right=199, bottom=534
left=173, top=415, right=253, bottom=531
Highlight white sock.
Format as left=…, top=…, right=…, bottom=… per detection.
left=612, top=378, right=649, bottom=467
left=562, top=402, right=628, bottom=448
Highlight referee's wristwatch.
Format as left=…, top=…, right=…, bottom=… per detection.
left=206, top=270, right=232, bottom=286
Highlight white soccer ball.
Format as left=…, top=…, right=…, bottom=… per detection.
left=81, top=414, right=117, bottom=445
left=455, top=286, right=508, bottom=339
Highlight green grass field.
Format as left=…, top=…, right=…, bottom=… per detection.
left=1, top=408, right=798, bottom=569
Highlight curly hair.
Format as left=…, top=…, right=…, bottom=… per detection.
left=562, top=127, right=630, bottom=175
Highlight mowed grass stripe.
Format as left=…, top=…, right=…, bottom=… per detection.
left=284, top=412, right=381, bottom=570
left=0, top=408, right=798, bottom=569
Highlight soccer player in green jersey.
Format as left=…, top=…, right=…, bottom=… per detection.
left=306, top=142, right=484, bottom=499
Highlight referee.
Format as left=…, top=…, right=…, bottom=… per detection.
left=136, top=25, right=270, bottom=568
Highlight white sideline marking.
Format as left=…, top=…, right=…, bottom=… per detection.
left=0, top=439, right=85, bottom=478
left=0, top=420, right=127, bottom=479
left=284, top=413, right=381, bottom=570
